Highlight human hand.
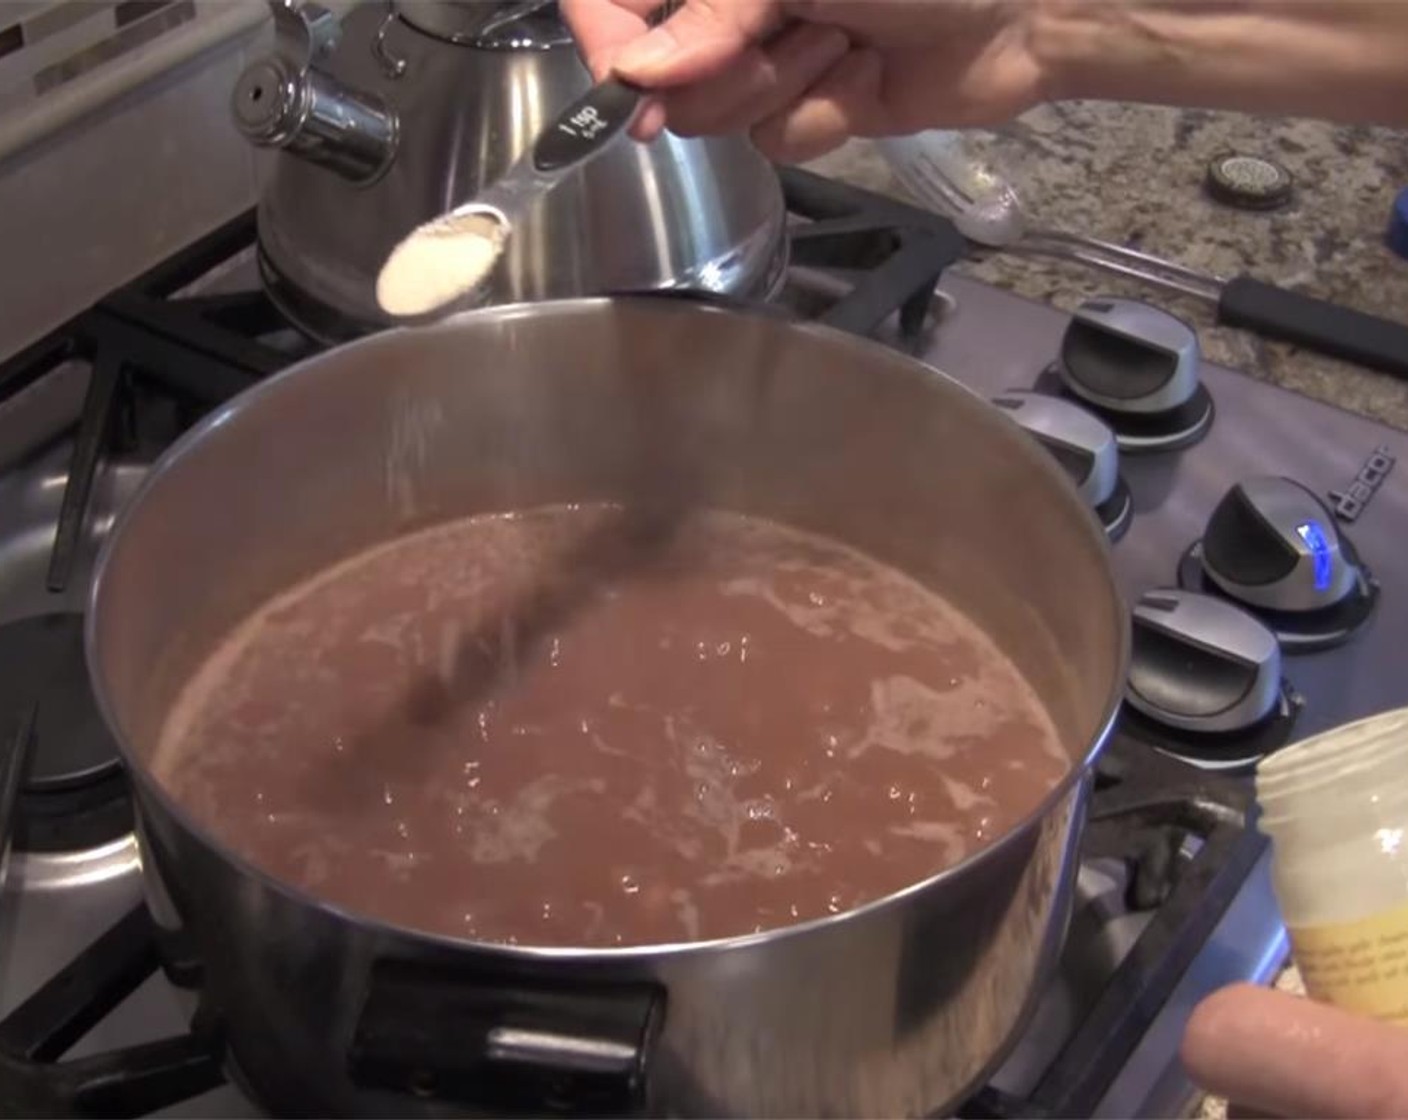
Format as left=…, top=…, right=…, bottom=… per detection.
left=1182, top=983, right=1408, bottom=1118
left=557, top=0, right=1051, bottom=162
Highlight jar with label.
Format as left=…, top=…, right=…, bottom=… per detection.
left=1257, top=706, right=1408, bottom=1025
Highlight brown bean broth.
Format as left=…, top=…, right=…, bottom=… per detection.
left=155, top=505, right=1068, bottom=947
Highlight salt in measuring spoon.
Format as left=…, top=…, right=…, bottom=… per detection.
left=376, top=77, right=644, bottom=319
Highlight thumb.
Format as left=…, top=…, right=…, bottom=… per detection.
left=613, top=0, right=784, bottom=87
left=1182, top=983, right=1408, bottom=1119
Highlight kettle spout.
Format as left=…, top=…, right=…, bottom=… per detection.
left=232, top=54, right=398, bottom=184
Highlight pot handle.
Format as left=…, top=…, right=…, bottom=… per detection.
left=347, top=958, right=665, bottom=1115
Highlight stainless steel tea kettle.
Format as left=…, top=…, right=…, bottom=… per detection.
left=232, top=0, right=789, bottom=340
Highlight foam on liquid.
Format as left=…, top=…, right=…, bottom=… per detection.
left=156, top=506, right=1068, bottom=948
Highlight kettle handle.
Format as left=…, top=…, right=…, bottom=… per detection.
left=267, top=0, right=341, bottom=70
left=476, top=0, right=560, bottom=40
left=371, top=3, right=410, bottom=79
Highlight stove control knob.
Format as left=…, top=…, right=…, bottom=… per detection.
left=1059, top=298, right=1200, bottom=414
left=1203, top=476, right=1358, bottom=612
left=992, top=390, right=1118, bottom=507
left=1126, top=589, right=1282, bottom=734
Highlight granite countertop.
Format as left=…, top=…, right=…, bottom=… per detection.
left=806, top=101, right=1408, bottom=431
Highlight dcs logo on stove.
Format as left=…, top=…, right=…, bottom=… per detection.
left=1330, top=445, right=1396, bottom=522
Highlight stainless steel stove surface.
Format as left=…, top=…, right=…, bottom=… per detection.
left=0, top=168, right=1403, bottom=1118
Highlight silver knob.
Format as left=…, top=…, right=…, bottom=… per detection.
left=1202, top=476, right=1359, bottom=612
left=1126, top=589, right=1282, bottom=735
left=1059, top=298, right=1201, bottom=415
left=991, top=390, right=1119, bottom=508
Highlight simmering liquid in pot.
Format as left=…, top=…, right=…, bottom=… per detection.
left=156, top=505, right=1068, bottom=947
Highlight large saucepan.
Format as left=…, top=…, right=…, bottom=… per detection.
left=87, top=298, right=1127, bottom=1117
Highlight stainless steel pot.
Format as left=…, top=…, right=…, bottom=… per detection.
left=235, top=1, right=788, bottom=342
left=87, top=298, right=1128, bottom=1116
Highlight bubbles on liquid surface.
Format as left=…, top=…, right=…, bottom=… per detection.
left=745, top=799, right=776, bottom=822
left=154, top=504, right=1068, bottom=949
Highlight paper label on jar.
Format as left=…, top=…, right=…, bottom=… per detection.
left=1290, top=902, right=1408, bottom=1025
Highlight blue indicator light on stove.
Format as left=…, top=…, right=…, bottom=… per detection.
left=1296, top=520, right=1334, bottom=592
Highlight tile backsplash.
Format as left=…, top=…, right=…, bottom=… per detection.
left=30, top=2, right=200, bottom=98
left=0, top=0, right=273, bottom=363
left=0, top=1, right=262, bottom=140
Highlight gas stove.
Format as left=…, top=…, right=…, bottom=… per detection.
left=0, top=168, right=1402, bottom=1118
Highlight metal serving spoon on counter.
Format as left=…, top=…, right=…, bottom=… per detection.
left=376, top=75, right=644, bottom=319
left=911, top=137, right=1408, bottom=380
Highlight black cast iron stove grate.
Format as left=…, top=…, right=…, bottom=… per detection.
left=0, top=167, right=1266, bottom=1117
left=958, top=736, right=1265, bottom=1119
left=0, top=711, right=225, bottom=1117
left=0, top=210, right=288, bottom=598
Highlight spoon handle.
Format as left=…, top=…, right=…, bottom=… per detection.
left=1218, top=276, right=1408, bottom=380
left=530, top=77, right=644, bottom=176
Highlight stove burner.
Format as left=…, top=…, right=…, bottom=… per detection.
left=1119, top=681, right=1303, bottom=775
left=0, top=614, right=131, bottom=852
left=961, top=736, right=1266, bottom=1119
left=0, top=615, right=116, bottom=791
left=1177, top=539, right=1380, bottom=652
left=1034, top=367, right=1216, bottom=453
